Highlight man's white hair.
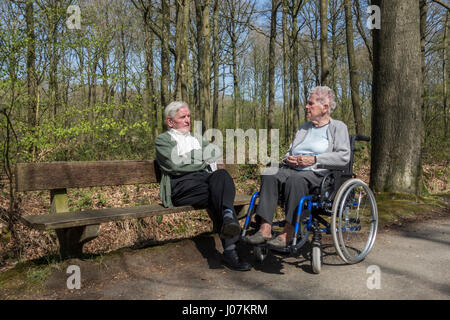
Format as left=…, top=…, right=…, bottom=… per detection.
left=309, top=86, right=337, bottom=114
left=164, top=101, right=189, bottom=120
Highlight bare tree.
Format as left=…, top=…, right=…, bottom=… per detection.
left=212, top=0, right=220, bottom=129
left=344, top=0, right=364, bottom=134
left=354, top=0, right=373, bottom=65
left=131, top=0, right=159, bottom=138
left=282, top=0, right=290, bottom=143
left=195, top=0, right=211, bottom=131
left=443, top=11, right=448, bottom=138
left=25, top=0, right=37, bottom=143
left=175, top=0, right=190, bottom=102
left=319, top=0, right=329, bottom=86
left=161, top=0, right=170, bottom=131
left=223, top=0, right=255, bottom=129
left=268, top=0, right=280, bottom=133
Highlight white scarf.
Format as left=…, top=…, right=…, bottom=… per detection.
left=168, top=129, right=202, bottom=156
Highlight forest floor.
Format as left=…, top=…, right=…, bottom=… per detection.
left=0, top=163, right=448, bottom=300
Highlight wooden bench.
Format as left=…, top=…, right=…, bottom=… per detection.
left=15, top=161, right=252, bottom=259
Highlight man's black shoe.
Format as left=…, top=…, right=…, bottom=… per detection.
left=222, top=250, right=251, bottom=271
left=220, top=215, right=241, bottom=239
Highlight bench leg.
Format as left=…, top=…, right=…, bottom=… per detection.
left=56, top=224, right=100, bottom=259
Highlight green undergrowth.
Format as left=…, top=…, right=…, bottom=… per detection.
left=0, top=256, right=61, bottom=297
left=375, top=192, right=448, bottom=227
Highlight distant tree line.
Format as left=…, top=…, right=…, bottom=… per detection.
left=0, top=0, right=448, bottom=197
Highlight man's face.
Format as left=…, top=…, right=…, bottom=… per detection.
left=305, top=94, right=328, bottom=122
left=167, top=106, right=191, bottom=133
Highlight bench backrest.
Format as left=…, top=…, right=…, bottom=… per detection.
left=15, top=160, right=239, bottom=192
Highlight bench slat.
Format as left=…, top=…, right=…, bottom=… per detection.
left=15, top=161, right=242, bottom=192
left=15, top=160, right=161, bottom=192
left=20, top=194, right=252, bottom=231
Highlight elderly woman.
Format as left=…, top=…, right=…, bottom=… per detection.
left=155, top=101, right=251, bottom=271
left=247, top=86, right=350, bottom=248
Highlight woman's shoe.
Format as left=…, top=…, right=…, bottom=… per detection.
left=246, top=231, right=272, bottom=245
left=266, top=235, right=287, bottom=249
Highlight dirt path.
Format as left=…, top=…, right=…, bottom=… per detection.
left=1, top=212, right=448, bottom=301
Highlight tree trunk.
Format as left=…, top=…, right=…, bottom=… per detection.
left=101, top=51, right=109, bottom=105
left=143, top=7, right=157, bottom=138
left=267, top=0, right=279, bottom=133
left=26, top=0, right=37, bottom=130
left=370, top=0, right=423, bottom=194
left=291, top=8, right=300, bottom=138
left=354, top=0, right=373, bottom=65
left=302, top=62, right=309, bottom=123
left=232, top=42, right=240, bottom=129
left=175, top=0, right=189, bottom=102
left=120, top=25, right=127, bottom=105
left=344, top=0, right=364, bottom=135
left=329, top=0, right=339, bottom=97
left=195, top=0, right=211, bottom=132
left=212, top=0, right=219, bottom=130
left=252, top=47, right=258, bottom=130
left=420, top=0, right=427, bottom=120
left=319, top=0, right=329, bottom=86
left=443, top=12, right=448, bottom=138
left=161, top=0, right=170, bottom=131
left=282, top=0, right=289, bottom=144
left=48, top=1, right=60, bottom=120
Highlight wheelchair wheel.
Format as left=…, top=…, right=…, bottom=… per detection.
left=311, top=242, right=322, bottom=274
left=331, top=178, right=378, bottom=264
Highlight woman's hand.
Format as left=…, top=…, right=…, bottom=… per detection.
left=286, top=155, right=299, bottom=168
left=297, top=155, right=316, bottom=167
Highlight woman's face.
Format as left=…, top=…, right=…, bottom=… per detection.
left=168, top=106, right=191, bottom=133
left=305, top=93, right=329, bottom=122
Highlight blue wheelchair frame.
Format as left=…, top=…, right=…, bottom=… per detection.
left=242, top=192, right=362, bottom=253
left=240, top=134, right=374, bottom=265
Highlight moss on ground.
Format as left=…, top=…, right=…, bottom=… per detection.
left=375, top=192, right=448, bottom=227
left=0, top=259, right=59, bottom=298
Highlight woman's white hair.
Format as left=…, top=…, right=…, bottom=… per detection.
left=309, top=86, right=337, bottom=114
left=164, top=101, right=189, bottom=120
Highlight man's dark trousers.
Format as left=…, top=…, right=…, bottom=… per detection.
left=170, top=169, right=239, bottom=248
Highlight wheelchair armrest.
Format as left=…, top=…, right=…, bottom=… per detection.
left=354, top=134, right=370, bottom=142
left=316, top=164, right=348, bottom=171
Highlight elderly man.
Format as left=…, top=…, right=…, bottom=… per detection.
left=247, top=86, right=351, bottom=248
left=155, top=101, right=251, bottom=271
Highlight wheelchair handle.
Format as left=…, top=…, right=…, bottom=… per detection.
left=354, top=134, right=370, bottom=142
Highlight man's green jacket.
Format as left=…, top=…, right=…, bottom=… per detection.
left=155, top=131, right=221, bottom=208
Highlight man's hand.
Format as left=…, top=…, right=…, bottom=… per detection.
left=297, top=155, right=316, bottom=167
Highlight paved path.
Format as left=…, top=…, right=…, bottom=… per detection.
left=36, top=214, right=449, bottom=301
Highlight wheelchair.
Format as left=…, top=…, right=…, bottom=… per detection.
left=240, top=134, right=378, bottom=274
